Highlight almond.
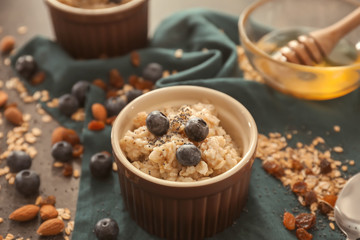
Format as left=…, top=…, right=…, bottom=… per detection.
left=37, top=218, right=65, bottom=236
left=4, top=107, right=23, bottom=126
left=92, top=103, right=107, bottom=122
left=9, top=204, right=39, bottom=222
left=88, top=120, right=105, bottom=131
left=0, top=35, right=15, bottom=53
left=51, top=126, right=66, bottom=145
left=40, top=205, right=58, bottom=220
left=0, top=90, right=8, bottom=108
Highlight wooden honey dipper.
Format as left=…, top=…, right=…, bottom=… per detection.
left=279, top=6, right=360, bottom=66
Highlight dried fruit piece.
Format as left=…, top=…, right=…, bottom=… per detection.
left=62, top=129, right=80, bottom=146
left=318, top=201, right=332, bottom=215
left=106, top=116, right=117, bottom=125
left=0, top=35, right=15, bottom=53
left=292, top=159, right=303, bottom=171
left=295, top=213, right=316, bottom=230
left=62, top=163, right=73, bottom=177
left=135, top=79, right=153, bottom=90
left=319, top=159, right=332, bottom=174
left=130, top=51, right=140, bottom=67
left=37, top=218, right=65, bottom=236
left=262, top=161, right=285, bottom=178
left=31, top=71, right=46, bottom=85
left=296, top=228, right=313, bottom=240
left=304, top=191, right=317, bottom=206
left=109, top=69, right=124, bottom=89
left=128, top=75, right=139, bottom=87
left=4, top=107, right=23, bottom=126
left=88, top=120, right=105, bottom=131
left=323, top=194, right=337, bottom=207
left=292, top=182, right=308, bottom=195
left=40, top=195, right=56, bottom=206
left=72, top=144, right=84, bottom=158
left=40, top=204, right=58, bottom=220
left=106, top=90, right=118, bottom=99
left=283, top=212, right=296, bottom=230
left=92, top=103, right=107, bottom=122
left=0, top=90, right=8, bottom=108
left=92, top=78, right=107, bottom=91
left=9, top=204, right=39, bottom=222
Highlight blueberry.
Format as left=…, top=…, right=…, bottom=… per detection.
left=6, top=151, right=32, bottom=173
left=15, top=170, right=40, bottom=196
left=105, top=96, right=126, bottom=117
left=142, top=63, right=163, bottom=83
left=94, top=218, right=119, bottom=240
left=51, top=141, right=73, bottom=162
left=58, top=94, right=79, bottom=117
left=185, top=117, right=209, bottom=142
left=71, top=81, right=90, bottom=107
left=15, top=55, right=38, bottom=80
left=125, top=89, right=142, bottom=103
left=89, top=152, right=113, bottom=179
left=146, top=111, right=169, bottom=136
left=176, top=144, right=201, bottom=166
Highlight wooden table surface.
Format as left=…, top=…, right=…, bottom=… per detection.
left=0, top=0, right=253, bottom=239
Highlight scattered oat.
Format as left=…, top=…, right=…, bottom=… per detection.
left=349, top=160, right=355, bottom=166
left=53, top=162, right=64, bottom=168
left=237, top=46, right=264, bottom=83
left=0, top=217, right=3, bottom=223
left=46, top=98, right=59, bottom=108
left=333, top=146, right=343, bottom=153
left=112, top=162, right=118, bottom=172
left=22, top=113, right=31, bottom=122
left=8, top=176, right=15, bottom=185
left=341, top=165, right=348, bottom=172
left=4, top=58, right=11, bottom=66
left=17, top=26, right=28, bottom=35
left=73, top=169, right=80, bottom=179
left=64, top=236, right=70, bottom=240
left=31, top=128, right=42, bottom=136
left=36, top=107, right=46, bottom=115
left=35, top=196, right=43, bottom=205
left=24, top=132, right=36, bottom=144
left=174, top=49, right=183, bottom=58
left=71, top=108, right=85, bottom=122
left=286, top=133, right=292, bottom=139
left=41, top=115, right=52, bottom=123
left=333, top=125, right=341, bottom=132
left=329, top=222, right=335, bottom=230
left=5, top=233, right=14, bottom=240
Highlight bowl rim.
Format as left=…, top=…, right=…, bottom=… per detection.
left=44, top=0, right=146, bottom=16
left=111, top=85, right=258, bottom=188
left=238, top=0, right=360, bottom=70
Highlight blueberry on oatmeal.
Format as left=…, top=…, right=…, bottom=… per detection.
left=146, top=111, right=169, bottom=136
left=105, top=96, right=126, bottom=117
left=58, top=94, right=79, bottom=117
left=15, top=55, right=38, bottom=80
left=176, top=143, right=201, bottom=166
left=94, top=218, right=119, bottom=240
left=6, top=150, right=32, bottom=173
left=142, top=63, right=163, bottom=83
left=89, top=152, right=113, bottom=179
left=71, top=80, right=90, bottom=107
left=185, top=117, right=209, bottom=142
left=15, top=170, right=40, bottom=196
left=51, top=141, right=73, bottom=162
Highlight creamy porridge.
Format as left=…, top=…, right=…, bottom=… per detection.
left=120, top=103, right=242, bottom=182
left=57, top=0, right=132, bottom=9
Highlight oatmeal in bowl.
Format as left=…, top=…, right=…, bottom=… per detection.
left=111, top=86, right=257, bottom=240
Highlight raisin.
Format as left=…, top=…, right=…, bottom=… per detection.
left=319, top=159, right=332, bottom=174
left=323, top=195, right=337, bottom=207
left=292, top=182, right=308, bottom=195
left=305, top=168, right=313, bottom=175
left=40, top=195, right=56, bottom=206
left=106, top=90, right=118, bottom=99
left=318, top=201, right=332, bottom=215
left=135, top=79, right=153, bottom=90
left=72, top=144, right=84, bottom=158
left=88, top=120, right=105, bottom=131
left=296, top=228, right=313, bottom=240
left=283, top=212, right=296, bottom=230
left=92, top=78, right=107, bottom=91
left=109, top=69, right=124, bottom=89
left=130, top=51, right=140, bottom=67
left=31, top=71, right=46, bottom=85
left=292, top=159, right=303, bottom=171
left=262, top=161, right=285, bottom=178
left=128, top=75, right=139, bottom=87
left=62, top=163, right=73, bottom=177
left=295, top=213, right=316, bottom=230
left=106, top=116, right=117, bottom=125
left=304, top=191, right=317, bottom=206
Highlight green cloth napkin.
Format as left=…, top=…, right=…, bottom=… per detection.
left=11, top=8, right=359, bottom=240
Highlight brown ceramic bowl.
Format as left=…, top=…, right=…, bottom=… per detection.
left=111, top=86, right=258, bottom=240
left=44, top=0, right=148, bottom=59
